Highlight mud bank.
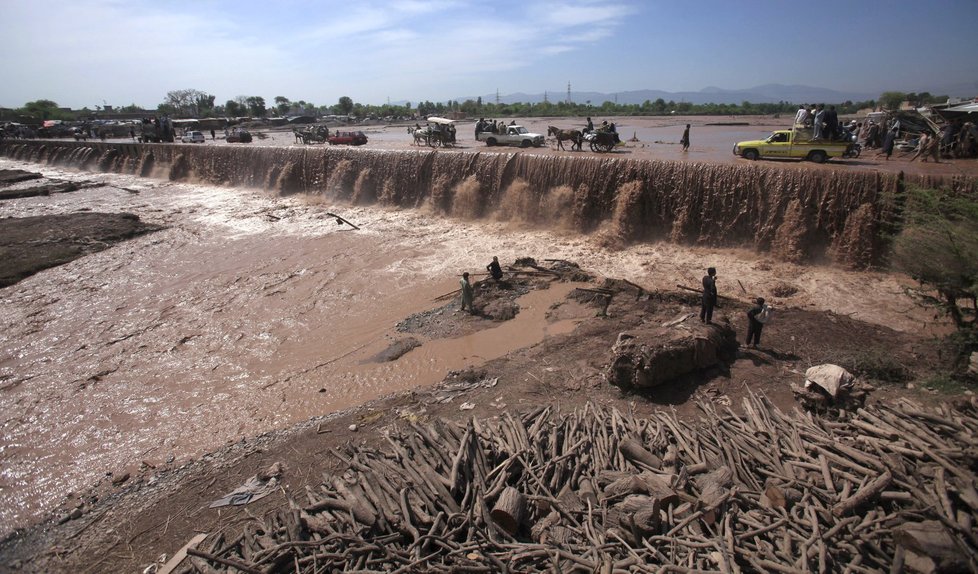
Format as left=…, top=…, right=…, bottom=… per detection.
left=4, top=140, right=976, bottom=268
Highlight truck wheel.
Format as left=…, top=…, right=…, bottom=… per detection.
left=486, top=138, right=496, bottom=147
left=743, top=149, right=759, bottom=161
left=520, top=140, right=531, bottom=148
left=808, top=150, right=827, bottom=164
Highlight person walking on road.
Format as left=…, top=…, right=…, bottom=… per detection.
left=876, top=127, right=898, bottom=160
left=700, top=267, right=718, bottom=323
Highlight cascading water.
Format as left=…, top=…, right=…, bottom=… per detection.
left=3, top=140, right=976, bottom=268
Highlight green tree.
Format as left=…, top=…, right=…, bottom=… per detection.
left=274, top=96, right=291, bottom=116
left=338, top=96, right=354, bottom=115
left=893, top=187, right=978, bottom=332
left=879, top=91, right=906, bottom=111
left=17, top=100, right=72, bottom=121
left=245, top=96, right=266, bottom=117
left=164, top=89, right=215, bottom=118
left=225, top=99, right=244, bottom=117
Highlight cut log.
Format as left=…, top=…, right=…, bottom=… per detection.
left=619, top=436, right=662, bottom=470
left=832, top=470, right=892, bottom=517
left=620, top=495, right=662, bottom=535
left=530, top=510, right=561, bottom=543
left=695, top=466, right=733, bottom=510
left=490, top=486, right=526, bottom=535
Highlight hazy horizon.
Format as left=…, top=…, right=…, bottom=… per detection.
left=2, top=0, right=977, bottom=110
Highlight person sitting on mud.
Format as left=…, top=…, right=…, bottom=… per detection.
left=459, top=272, right=475, bottom=315
left=487, top=256, right=503, bottom=281
left=700, top=267, right=718, bottom=324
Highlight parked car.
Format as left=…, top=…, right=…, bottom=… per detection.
left=226, top=130, right=253, bottom=143
left=181, top=130, right=206, bottom=143
left=327, top=131, right=368, bottom=146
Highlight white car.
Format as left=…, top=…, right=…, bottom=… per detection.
left=181, top=130, right=206, bottom=143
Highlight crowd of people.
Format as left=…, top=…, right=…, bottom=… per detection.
left=868, top=118, right=978, bottom=161
left=792, top=103, right=858, bottom=142
left=474, top=118, right=515, bottom=137
left=793, top=102, right=978, bottom=161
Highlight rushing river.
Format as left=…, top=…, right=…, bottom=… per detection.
left=0, top=155, right=939, bottom=534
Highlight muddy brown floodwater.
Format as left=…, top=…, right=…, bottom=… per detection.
left=0, top=123, right=966, bottom=536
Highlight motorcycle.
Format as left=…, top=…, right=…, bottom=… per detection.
left=843, top=141, right=861, bottom=159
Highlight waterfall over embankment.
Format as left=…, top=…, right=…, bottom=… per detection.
left=3, top=140, right=975, bottom=268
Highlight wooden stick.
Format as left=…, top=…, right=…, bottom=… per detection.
left=325, top=212, right=360, bottom=230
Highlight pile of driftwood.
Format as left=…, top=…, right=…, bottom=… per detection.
left=181, top=393, right=978, bottom=573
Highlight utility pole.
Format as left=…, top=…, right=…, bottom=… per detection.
left=495, top=89, right=500, bottom=105
left=543, top=91, right=549, bottom=104
left=567, top=82, right=572, bottom=104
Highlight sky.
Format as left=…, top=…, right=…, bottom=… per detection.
left=2, top=0, right=977, bottom=110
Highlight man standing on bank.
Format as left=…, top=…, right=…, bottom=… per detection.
left=460, top=272, right=475, bottom=315
left=681, top=124, right=690, bottom=151
left=700, top=267, right=718, bottom=323
left=745, top=297, right=772, bottom=348
left=487, top=256, right=503, bottom=281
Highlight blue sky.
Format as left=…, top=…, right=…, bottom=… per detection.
left=2, top=0, right=976, bottom=110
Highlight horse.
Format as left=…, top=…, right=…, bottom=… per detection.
left=548, top=126, right=583, bottom=151
left=408, top=126, right=430, bottom=146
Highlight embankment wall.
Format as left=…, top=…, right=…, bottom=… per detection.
left=3, top=140, right=975, bottom=268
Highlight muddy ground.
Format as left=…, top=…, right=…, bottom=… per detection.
left=0, top=141, right=973, bottom=572
left=0, top=257, right=947, bottom=572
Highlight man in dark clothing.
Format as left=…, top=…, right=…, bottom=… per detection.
left=486, top=256, right=503, bottom=281
left=680, top=124, right=690, bottom=151
left=700, top=267, right=718, bottom=323
left=876, top=128, right=898, bottom=160
left=746, top=297, right=771, bottom=348
left=824, top=106, right=839, bottom=140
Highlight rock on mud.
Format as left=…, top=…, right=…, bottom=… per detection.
left=605, top=321, right=736, bottom=389
left=0, top=212, right=160, bottom=287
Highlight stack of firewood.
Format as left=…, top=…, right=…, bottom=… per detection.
left=182, top=393, right=978, bottom=573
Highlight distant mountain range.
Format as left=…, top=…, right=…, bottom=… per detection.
left=455, top=83, right=977, bottom=107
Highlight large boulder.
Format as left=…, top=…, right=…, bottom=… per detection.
left=606, top=316, right=736, bottom=389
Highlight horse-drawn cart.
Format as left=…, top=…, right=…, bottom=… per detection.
left=409, top=117, right=457, bottom=148
left=583, top=130, right=620, bottom=152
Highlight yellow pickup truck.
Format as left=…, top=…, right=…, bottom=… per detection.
left=733, top=129, right=854, bottom=163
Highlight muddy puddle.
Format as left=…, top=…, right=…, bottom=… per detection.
left=0, top=157, right=938, bottom=534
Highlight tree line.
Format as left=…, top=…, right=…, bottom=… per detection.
left=10, top=89, right=950, bottom=123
